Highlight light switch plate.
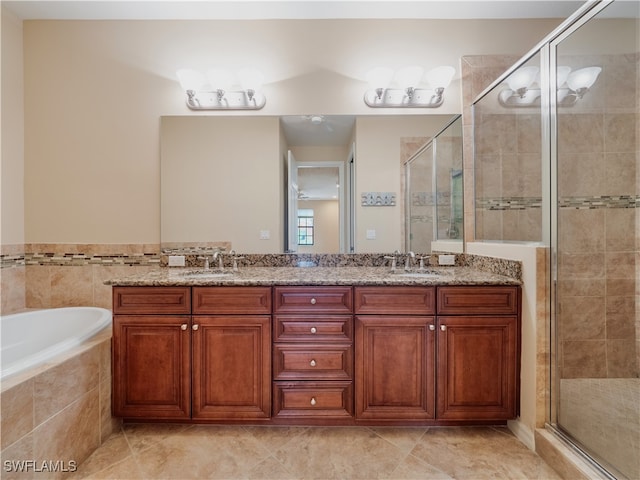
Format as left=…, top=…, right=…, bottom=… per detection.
left=168, top=255, right=186, bottom=267
left=260, top=230, right=270, bottom=240
left=366, top=229, right=376, bottom=239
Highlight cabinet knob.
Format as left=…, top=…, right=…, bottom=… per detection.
left=310, top=397, right=317, bottom=406
left=309, top=359, right=317, bottom=367
left=181, top=324, right=188, bottom=330
left=310, top=327, right=317, bottom=334
left=429, top=324, right=435, bottom=331
left=440, top=325, right=447, bottom=331
left=192, top=324, right=199, bottom=331
left=310, top=298, right=317, bottom=305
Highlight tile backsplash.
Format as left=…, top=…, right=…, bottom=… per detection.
left=1, top=243, right=522, bottom=315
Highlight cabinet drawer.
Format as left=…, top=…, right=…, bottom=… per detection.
left=193, top=286, right=271, bottom=315
left=273, top=381, right=353, bottom=418
left=274, top=315, right=353, bottom=342
left=273, top=344, right=353, bottom=380
left=113, top=287, right=191, bottom=315
left=354, top=286, right=435, bottom=315
left=437, top=286, right=520, bottom=315
left=273, top=286, right=352, bottom=314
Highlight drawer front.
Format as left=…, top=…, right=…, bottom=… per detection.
left=273, top=344, right=353, bottom=381
left=274, top=315, right=353, bottom=342
left=113, top=287, right=191, bottom=315
left=273, top=286, right=353, bottom=314
left=437, top=286, right=520, bottom=315
left=354, top=286, right=435, bottom=315
left=193, top=286, right=271, bottom=315
left=273, top=381, right=353, bottom=418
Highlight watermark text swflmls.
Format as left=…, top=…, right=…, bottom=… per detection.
left=4, top=460, right=78, bottom=473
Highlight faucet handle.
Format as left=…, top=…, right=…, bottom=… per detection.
left=231, top=253, right=245, bottom=272
left=417, top=255, right=430, bottom=270
left=198, top=256, right=210, bottom=270
left=384, top=253, right=398, bottom=272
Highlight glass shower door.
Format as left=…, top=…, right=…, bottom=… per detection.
left=553, top=2, right=639, bottom=478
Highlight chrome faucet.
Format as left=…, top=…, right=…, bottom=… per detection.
left=405, top=251, right=415, bottom=271
left=213, top=251, right=224, bottom=270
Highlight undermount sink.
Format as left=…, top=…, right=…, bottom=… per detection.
left=393, top=270, right=447, bottom=278
left=178, top=270, right=233, bottom=279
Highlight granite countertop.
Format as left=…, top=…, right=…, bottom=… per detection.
left=104, top=266, right=521, bottom=287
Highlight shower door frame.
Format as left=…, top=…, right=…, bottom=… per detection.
left=547, top=2, right=633, bottom=479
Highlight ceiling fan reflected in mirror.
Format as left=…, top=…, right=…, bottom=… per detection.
left=280, top=115, right=356, bottom=147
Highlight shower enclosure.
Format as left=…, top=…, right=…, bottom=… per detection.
left=473, top=1, right=638, bottom=478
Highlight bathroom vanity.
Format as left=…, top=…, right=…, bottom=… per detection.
left=109, top=265, right=521, bottom=426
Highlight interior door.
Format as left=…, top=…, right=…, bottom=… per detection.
left=286, top=150, right=299, bottom=253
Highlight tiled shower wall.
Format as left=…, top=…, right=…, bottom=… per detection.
left=0, top=244, right=160, bottom=315
left=557, top=53, right=638, bottom=379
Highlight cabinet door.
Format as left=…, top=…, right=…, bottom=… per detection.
left=355, top=316, right=435, bottom=420
left=192, top=315, right=271, bottom=420
left=112, top=315, right=191, bottom=419
left=436, top=316, right=518, bottom=421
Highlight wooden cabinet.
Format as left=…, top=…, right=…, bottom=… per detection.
left=192, top=287, right=271, bottom=420
left=436, top=286, right=520, bottom=421
left=272, top=286, right=354, bottom=421
left=112, top=287, right=192, bottom=419
left=354, top=285, right=520, bottom=423
left=355, top=286, right=436, bottom=422
left=112, top=282, right=521, bottom=425
left=112, top=286, right=271, bottom=422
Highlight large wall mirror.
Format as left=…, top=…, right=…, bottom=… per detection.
left=160, top=114, right=459, bottom=254
left=404, top=115, right=464, bottom=253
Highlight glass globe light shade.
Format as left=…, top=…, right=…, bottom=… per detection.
left=506, top=66, right=539, bottom=92
left=176, top=69, right=205, bottom=91
left=366, top=67, right=394, bottom=90
left=567, top=66, right=602, bottom=91
left=426, top=66, right=455, bottom=90
left=395, top=66, right=424, bottom=90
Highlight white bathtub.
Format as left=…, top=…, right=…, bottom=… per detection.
left=0, top=307, right=112, bottom=380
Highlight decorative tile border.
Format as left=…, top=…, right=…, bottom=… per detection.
left=477, top=195, right=638, bottom=211
left=1, top=246, right=522, bottom=281
left=559, top=195, right=638, bottom=209
left=476, top=197, right=542, bottom=211
left=1, top=251, right=161, bottom=268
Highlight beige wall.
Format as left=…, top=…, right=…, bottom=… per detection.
left=161, top=116, right=282, bottom=253
left=16, top=17, right=561, bottom=246
left=355, top=115, right=449, bottom=252
left=1, top=8, right=25, bottom=247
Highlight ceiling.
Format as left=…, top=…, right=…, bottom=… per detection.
left=3, top=1, right=588, bottom=21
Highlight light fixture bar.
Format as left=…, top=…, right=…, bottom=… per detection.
left=184, top=90, right=266, bottom=110
left=364, top=88, right=445, bottom=108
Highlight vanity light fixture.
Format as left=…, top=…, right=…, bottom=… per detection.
left=498, top=65, right=602, bottom=107
left=364, top=66, right=455, bottom=108
left=176, top=68, right=266, bottom=110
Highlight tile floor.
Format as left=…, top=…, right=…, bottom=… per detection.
left=71, top=424, right=562, bottom=479
left=559, top=378, right=640, bottom=480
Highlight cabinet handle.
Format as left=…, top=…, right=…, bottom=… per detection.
left=440, top=325, right=447, bottom=331
left=309, top=359, right=317, bottom=367
left=429, top=324, right=435, bottom=331
left=310, top=298, right=317, bottom=305
left=192, top=324, right=199, bottom=331
left=181, top=324, right=188, bottom=331
left=310, top=327, right=317, bottom=334
left=310, top=397, right=317, bottom=406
